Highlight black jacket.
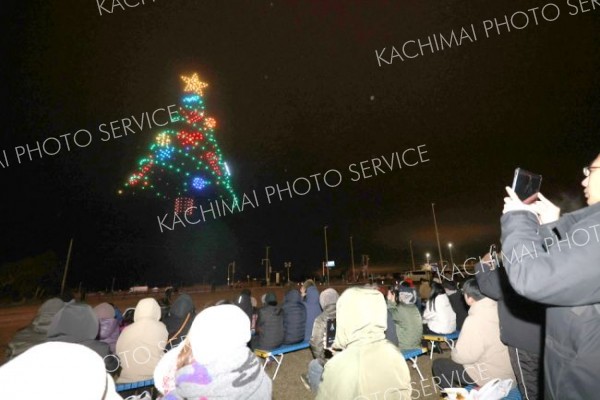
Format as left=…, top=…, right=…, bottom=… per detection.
left=447, top=292, right=469, bottom=331
left=476, top=261, right=545, bottom=354
left=282, top=290, right=306, bottom=344
left=254, top=305, right=284, bottom=350
left=501, top=203, right=600, bottom=399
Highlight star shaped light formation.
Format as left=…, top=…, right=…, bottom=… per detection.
left=181, top=73, right=209, bottom=96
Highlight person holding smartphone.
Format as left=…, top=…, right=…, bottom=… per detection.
left=500, top=153, right=600, bottom=399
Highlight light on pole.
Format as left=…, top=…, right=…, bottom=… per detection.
left=426, top=252, right=431, bottom=265
left=323, top=226, right=329, bottom=283
left=448, top=243, right=455, bottom=267
left=284, top=262, right=291, bottom=283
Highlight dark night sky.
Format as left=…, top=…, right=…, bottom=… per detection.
left=2, top=0, right=599, bottom=290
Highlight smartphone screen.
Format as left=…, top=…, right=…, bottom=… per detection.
left=511, top=168, right=542, bottom=204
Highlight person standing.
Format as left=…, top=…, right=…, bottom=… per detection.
left=501, top=154, right=600, bottom=399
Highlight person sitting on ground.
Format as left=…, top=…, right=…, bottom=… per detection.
left=0, top=342, right=123, bottom=400
left=432, top=278, right=515, bottom=389
left=46, top=302, right=117, bottom=372
left=163, top=293, right=196, bottom=350
left=93, top=302, right=120, bottom=353
left=234, top=289, right=253, bottom=322
left=282, top=288, right=306, bottom=345
left=251, top=292, right=284, bottom=350
left=301, top=288, right=339, bottom=393
left=387, top=286, right=423, bottom=350
left=372, top=284, right=399, bottom=346
left=316, top=287, right=411, bottom=399
left=115, top=297, right=168, bottom=383
left=443, top=280, right=469, bottom=331
left=154, top=305, right=272, bottom=400
left=301, top=280, right=322, bottom=341
left=6, top=297, right=64, bottom=361
left=423, top=282, right=456, bottom=334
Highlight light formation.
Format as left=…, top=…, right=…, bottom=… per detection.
left=120, top=73, right=237, bottom=207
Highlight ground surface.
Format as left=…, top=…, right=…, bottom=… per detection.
left=0, top=285, right=447, bottom=399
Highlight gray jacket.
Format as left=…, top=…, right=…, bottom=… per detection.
left=501, top=203, right=600, bottom=400
left=309, top=303, right=336, bottom=365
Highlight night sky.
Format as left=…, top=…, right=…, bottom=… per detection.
left=3, top=0, right=599, bottom=290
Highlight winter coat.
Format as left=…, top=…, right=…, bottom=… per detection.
left=423, top=294, right=456, bottom=334
left=385, top=309, right=399, bottom=346
left=451, top=298, right=516, bottom=387
left=282, top=289, right=306, bottom=345
left=94, top=303, right=120, bottom=354
left=317, top=287, right=411, bottom=400
left=163, top=294, right=195, bottom=350
left=254, top=305, right=284, bottom=350
left=309, top=303, right=336, bottom=365
left=234, top=292, right=253, bottom=322
left=154, top=305, right=272, bottom=400
left=475, top=261, right=545, bottom=354
left=501, top=203, right=600, bottom=399
left=387, top=301, right=423, bottom=350
left=6, top=298, right=64, bottom=360
left=447, top=291, right=469, bottom=331
left=116, top=298, right=168, bottom=383
left=303, top=286, right=322, bottom=341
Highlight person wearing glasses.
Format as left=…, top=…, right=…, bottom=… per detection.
left=501, top=154, right=600, bottom=400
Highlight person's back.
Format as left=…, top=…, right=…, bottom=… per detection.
left=93, top=303, right=120, bottom=354
left=6, top=297, right=64, bottom=360
left=303, top=284, right=322, bottom=341
left=282, top=289, right=306, bottom=345
left=254, top=293, right=284, bottom=350
left=234, top=289, right=253, bottom=322
left=317, top=287, right=411, bottom=400
left=452, top=297, right=515, bottom=386
left=423, top=283, right=456, bottom=334
left=394, top=304, right=423, bottom=350
left=116, top=297, right=168, bottom=383
left=163, top=293, right=195, bottom=350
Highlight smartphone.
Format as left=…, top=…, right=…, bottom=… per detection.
left=325, top=318, right=336, bottom=348
left=511, top=168, right=542, bottom=204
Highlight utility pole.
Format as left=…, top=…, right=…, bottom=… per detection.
left=60, top=238, right=74, bottom=297
left=284, top=262, right=291, bottom=283
left=324, top=226, right=329, bottom=284
left=432, top=203, right=444, bottom=269
left=264, top=246, right=270, bottom=286
left=409, top=239, right=416, bottom=270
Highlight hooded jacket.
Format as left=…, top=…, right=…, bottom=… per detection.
left=282, top=289, right=306, bottom=345
left=6, top=297, right=64, bottom=360
left=501, top=203, right=600, bottom=399
left=0, top=342, right=122, bottom=400
left=387, top=301, right=423, bottom=350
left=116, top=297, right=168, bottom=383
left=317, top=287, right=411, bottom=400
left=303, top=285, right=322, bottom=341
left=451, top=298, right=515, bottom=387
left=163, top=294, right=195, bottom=350
left=46, top=302, right=110, bottom=359
left=154, top=305, right=272, bottom=400
left=94, top=303, right=120, bottom=354
left=234, top=290, right=253, bottom=322
left=309, top=288, right=339, bottom=365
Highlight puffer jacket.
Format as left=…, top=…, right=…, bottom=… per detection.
left=387, top=301, right=423, bottom=350
left=282, top=289, right=306, bottom=344
left=303, top=286, right=322, bottom=341
left=501, top=203, right=600, bottom=399
left=254, top=305, right=284, bottom=350
left=309, top=303, right=336, bottom=365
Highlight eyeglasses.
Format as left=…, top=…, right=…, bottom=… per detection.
left=583, top=166, right=600, bottom=177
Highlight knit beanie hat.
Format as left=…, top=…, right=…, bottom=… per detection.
left=0, top=342, right=122, bottom=400
left=264, top=292, right=277, bottom=305
left=398, top=286, right=417, bottom=305
left=94, top=302, right=115, bottom=320
left=319, top=288, right=339, bottom=309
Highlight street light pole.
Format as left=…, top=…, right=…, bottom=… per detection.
left=284, top=262, right=291, bottom=283
left=265, top=246, right=270, bottom=286
left=409, top=239, right=416, bottom=270
left=426, top=252, right=430, bottom=266
left=448, top=243, right=455, bottom=267
left=323, top=226, right=329, bottom=283
left=431, top=203, right=444, bottom=269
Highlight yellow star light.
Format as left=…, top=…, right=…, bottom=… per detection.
left=181, top=73, right=208, bottom=95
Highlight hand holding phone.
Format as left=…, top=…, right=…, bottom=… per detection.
left=511, top=168, right=542, bottom=204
